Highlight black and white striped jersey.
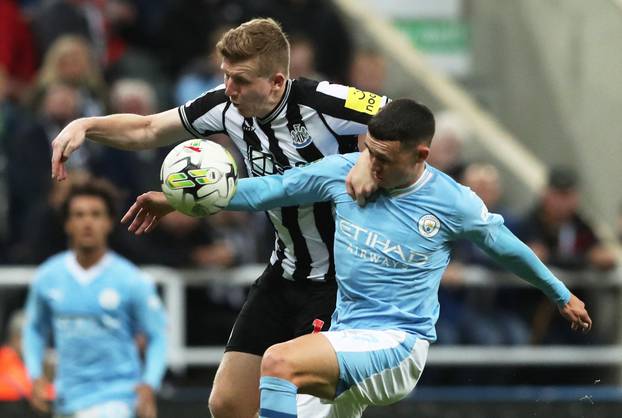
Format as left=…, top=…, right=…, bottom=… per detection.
left=178, top=78, right=388, bottom=282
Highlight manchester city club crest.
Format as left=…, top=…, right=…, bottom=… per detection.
left=290, top=123, right=312, bottom=148
left=418, top=214, right=441, bottom=238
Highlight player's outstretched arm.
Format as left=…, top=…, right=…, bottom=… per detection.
left=23, top=283, right=52, bottom=413
left=121, top=191, right=175, bottom=235
left=345, top=148, right=379, bottom=207
left=51, top=109, right=189, bottom=181
left=476, top=225, right=592, bottom=333
left=228, top=157, right=340, bottom=212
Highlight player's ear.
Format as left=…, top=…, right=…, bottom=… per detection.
left=272, top=72, right=286, bottom=89
left=416, top=144, right=430, bottom=162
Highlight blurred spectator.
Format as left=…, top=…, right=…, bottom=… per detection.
left=31, top=35, right=106, bottom=117
left=7, top=82, right=84, bottom=248
left=9, top=170, right=140, bottom=264
left=248, top=0, right=353, bottom=82
left=520, top=166, right=616, bottom=345
left=31, top=0, right=106, bottom=64
left=130, top=211, right=223, bottom=268
left=0, top=0, right=37, bottom=102
left=0, top=310, right=54, bottom=407
left=436, top=163, right=529, bottom=346
left=157, top=0, right=244, bottom=78
left=519, top=166, right=616, bottom=271
left=347, top=48, right=387, bottom=95
left=8, top=170, right=90, bottom=263
left=428, top=110, right=471, bottom=180
left=0, top=71, right=24, bottom=259
left=202, top=211, right=272, bottom=267
left=101, top=78, right=169, bottom=199
left=455, top=163, right=520, bottom=264
left=174, top=26, right=232, bottom=105
left=289, top=34, right=323, bottom=80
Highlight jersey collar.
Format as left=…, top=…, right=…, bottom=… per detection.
left=386, top=165, right=434, bottom=198
left=66, top=251, right=112, bottom=286
left=257, top=79, right=292, bottom=125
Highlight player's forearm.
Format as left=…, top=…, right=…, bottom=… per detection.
left=78, top=111, right=182, bottom=150
left=22, top=326, right=46, bottom=379
left=228, top=176, right=300, bottom=211
left=483, top=225, right=571, bottom=305
left=142, top=333, right=167, bottom=389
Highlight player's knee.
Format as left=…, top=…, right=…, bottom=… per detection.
left=208, top=388, right=237, bottom=418
left=261, top=344, right=295, bottom=381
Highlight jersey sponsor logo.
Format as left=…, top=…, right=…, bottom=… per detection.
left=99, top=288, right=121, bottom=310
left=339, top=219, right=429, bottom=268
left=418, top=215, right=440, bottom=238
left=344, top=87, right=382, bottom=115
left=290, top=123, right=312, bottom=148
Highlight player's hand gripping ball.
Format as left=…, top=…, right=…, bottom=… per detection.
left=161, top=139, right=238, bottom=216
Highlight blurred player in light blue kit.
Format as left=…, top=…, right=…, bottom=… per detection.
left=23, top=179, right=167, bottom=418
left=225, top=99, right=592, bottom=417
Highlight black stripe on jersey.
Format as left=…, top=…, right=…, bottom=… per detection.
left=313, top=202, right=336, bottom=280
left=285, top=87, right=324, bottom=162
left=317, top=112, right=360, bottom=154
left=265, top=214, right=287, bottom=270
left=294, top=78, right=374, bottom=125
left=256, top=122, right=291, bottom=170
left=255, top=122, right=313, bottom=280
left=281, top=206, right=312, bottom=281
left=242, top=118, right=262, bottom=149
left=179, top=107, right=202, bottom=137
left=184, top=88, right=228, bottom=124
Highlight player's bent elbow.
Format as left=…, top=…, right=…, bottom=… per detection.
left=261, top=344, right=296, bottom=381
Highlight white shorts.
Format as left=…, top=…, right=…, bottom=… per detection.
left=56, top=400, right=134, bottom=418
left=307, top=329, right=429, bottom=418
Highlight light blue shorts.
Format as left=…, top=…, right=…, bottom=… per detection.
left=314, top=329, right=429, bottom=418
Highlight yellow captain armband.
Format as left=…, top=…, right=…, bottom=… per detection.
left=344, top=87, right=383, bottom=115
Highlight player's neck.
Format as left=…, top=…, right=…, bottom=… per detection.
left=74, top=247, right=107, bottom=269
left=394, top=162, right=426, bottom=190
left=258, top=81, right=288, bottom=119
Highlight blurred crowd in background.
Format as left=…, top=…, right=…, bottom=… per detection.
left=1, top=0, right=621, bottom=399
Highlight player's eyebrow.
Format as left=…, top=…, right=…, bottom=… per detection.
left=365, top=141, right=391, bottom=161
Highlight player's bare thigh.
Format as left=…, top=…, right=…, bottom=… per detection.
left=262, top=333, right=340, bottom=400
left=209, top=351, right=262, bottom=418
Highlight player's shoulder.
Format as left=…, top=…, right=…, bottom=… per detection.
left=180, top=84, right=229, bottom=112
left=425, top=166, right=479, bottom=207
left=106, top=252, right=141, bottom=276
left=36, top=251, right=69, bottom=275
left=33, top=251, right=70, bottom=286
left=307, top=152, right=358, bottom=175
left=427, top=165, right=468, bottom=194
left=107, top=253, right=155, bottom=289
left=291, top=78, right=387, bottom=121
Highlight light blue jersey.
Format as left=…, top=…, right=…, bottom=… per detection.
left=23, top=251, right=167, bottom=414
left=229, top=153, right=571, bottom=341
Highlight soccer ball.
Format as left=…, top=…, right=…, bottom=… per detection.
left=160, top=139, right=238, bottom=217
